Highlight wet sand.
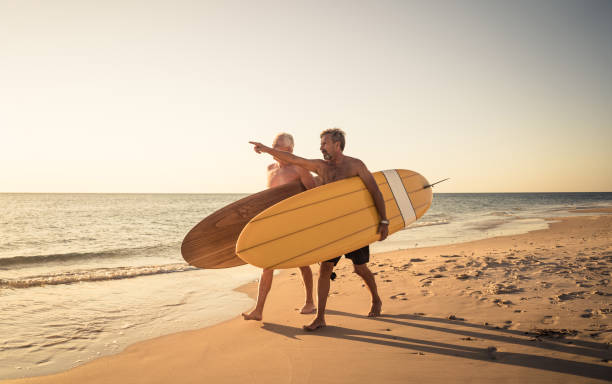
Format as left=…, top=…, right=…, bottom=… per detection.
left=6, top=210, right=612, bottom=383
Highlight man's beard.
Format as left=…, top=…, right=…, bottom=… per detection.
left=322, top=151, right=331, bottom=160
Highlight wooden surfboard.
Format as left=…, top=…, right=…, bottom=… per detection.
left=235, top=169, right=432, bottom=269
left=181, top=181, right=306, bottom=269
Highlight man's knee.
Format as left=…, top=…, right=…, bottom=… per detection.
left=353, top=263, right=370, bottom=276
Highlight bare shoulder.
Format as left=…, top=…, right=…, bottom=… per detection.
left=346, top=156, right=374, bottom=181
left=290, top=164, right=310, bottom=174
left=346, top=156, right=367, bottom=171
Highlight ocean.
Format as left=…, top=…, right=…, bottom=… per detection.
left=1, top=192, right=611, bottom=379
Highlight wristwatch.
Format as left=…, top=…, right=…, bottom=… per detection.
left=380, top=219, right=389, bottom=225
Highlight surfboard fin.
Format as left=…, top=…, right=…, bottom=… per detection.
left=424, top=178, right=449, bottom=189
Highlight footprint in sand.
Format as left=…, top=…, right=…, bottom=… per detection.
left=502, top=320, right=517, bottom=329
left=395, top=263, right=412, bottom=271
left=576, top=281, right=594, bottom=288
left=492, top=299, right=514, bottom=307
left=555, top=291, right=588, bottom=301
left=485, top=283, right=523, bottom=294
left=530, top=329, right=579, bottom=339
left=541, top=315, right=559, bottom=325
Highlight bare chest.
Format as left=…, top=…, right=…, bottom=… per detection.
left=268, top=166, right=301, bottom=188
left=321, top=163, right=356, bottom=184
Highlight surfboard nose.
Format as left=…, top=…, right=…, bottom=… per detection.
left=396, top=169, right=433, bottom=220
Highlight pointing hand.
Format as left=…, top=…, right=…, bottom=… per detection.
left=249, top=141, right=269, bottom=154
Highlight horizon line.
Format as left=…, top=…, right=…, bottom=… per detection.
left=2, top=191, right=611, bottom=195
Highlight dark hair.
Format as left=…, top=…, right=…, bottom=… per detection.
left=320, top=128, right=346, bottom=151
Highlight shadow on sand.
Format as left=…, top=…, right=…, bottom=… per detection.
left=261, top=310, right=612, bottom=381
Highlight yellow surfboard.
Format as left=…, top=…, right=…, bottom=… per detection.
left=236, top=169, right=433, bottom=269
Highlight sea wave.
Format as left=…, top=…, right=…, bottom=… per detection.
left=0, top=263, right=197, bottom=289
left=468, top=219, right=508, bottom=232
left=409, top=220, right=450, bottom=228
left=573, top=204, right=612, bottom=210
left=488, top=211, right=515, bottom=217
left=0, top=243, right=181, bottom=268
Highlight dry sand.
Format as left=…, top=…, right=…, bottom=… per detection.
left=7, top=211, right=612, bottom=383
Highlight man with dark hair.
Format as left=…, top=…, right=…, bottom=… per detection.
left=249, top=128, right=388, bottom=331
left=320, top=128, right=345, bottom=150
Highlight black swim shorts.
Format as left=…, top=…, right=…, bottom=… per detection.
left=326, top=245, right=370, bottom=266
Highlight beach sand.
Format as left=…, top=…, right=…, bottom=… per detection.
left=7, top=210, right=612, bottom=383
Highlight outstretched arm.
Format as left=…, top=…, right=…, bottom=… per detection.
left=356, top=161, right=389, bottom=241
left=249, top=141, right=324, bottom=174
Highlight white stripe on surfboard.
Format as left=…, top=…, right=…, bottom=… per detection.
left=382, top=170, right=416, bottom=228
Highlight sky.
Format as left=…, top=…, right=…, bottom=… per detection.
left=1, top=0, right=611, bottom=193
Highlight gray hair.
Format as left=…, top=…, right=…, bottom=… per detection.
left=272, top=133, right=294, bottom=148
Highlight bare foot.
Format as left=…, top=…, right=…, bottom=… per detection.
left=299, top=303, right=317, bottom=314
left=303, top=317, right=326, bottom=332
left=368, top=300, right=382, bottom=317
left=242, top=310, right=262, bottom=321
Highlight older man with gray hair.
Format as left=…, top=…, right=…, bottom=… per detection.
left=242, top=133, right=317, bottom=321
